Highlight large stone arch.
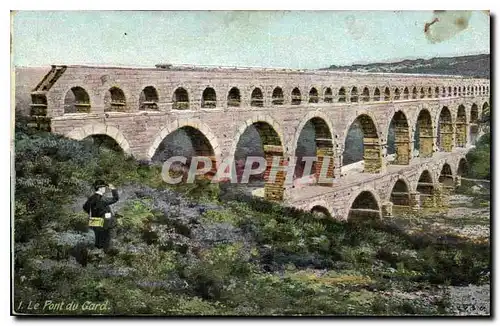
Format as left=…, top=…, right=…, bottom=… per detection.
left=386, top=174, right=413, bottom=201
left=410, top=165, right=436, bottom=192
left=434, top=104, right=455, bottom=125
left=382, top=86, right=391, bottom=101
left=415, top=169, right=436, bottom=207
left=291, top=87, right=303, bottom=105
left=393, top=87, right=401, bottom=100
left=271, top=86, right=285, bottom=105
left=307, top=200, right=334, bottom=219
left=413, top=107, right=434, bottom=157
left=386, top=175, right=411, bottom=206
left=61, top=85, right=92, bottom=114
left=360, top=86, right=370, bottom=102
left=249, top=84, right=266, bottom=107
left=147, top=119, right=221, bottom=164
left=387, top=109, right=411, bottom=165
left=292, top=110, right=336, bottom=181
left=438, top=162, right=455, bottom=188
left=342, top=109, right=382, bottom=142
left=201, top=86, right=218, bottom=109
left=230, top=115, right=287, bottom=201
left=99, top=77, right=135, bottom=113
left=308, top=85, right=320, bottom=103
left=457, top=157, right=469, bottom=177
left=293, top=110, right=335, bottom=150
left=138, top=84, right=161, bottom=111
left=172, top=86, right=191, bottom=110
left=229, top=115, right=286, bottom=162
left=372, top=87, right=381, bottom=101
left=342, top=109, right=383, bottom=173
left=345, top=187, right=382, bottom=221
left=65, top=123, right=131, bottom=154
left=436, top=106, right=454, bottom=152
left=323, top=86, right=334, bottom=103
left=227, top=86, right=242, bottom=107
left=349, top=86, right=359, bottom=102
left=459, top=101, right=472, bottom=124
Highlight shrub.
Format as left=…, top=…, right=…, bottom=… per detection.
left=117, top=199, right=155, bottom=233
left=466, top=133, right=490, bottom=179
left=200, top=209, right=241, bottom=226
left=170, top=180, right=220, bottom=202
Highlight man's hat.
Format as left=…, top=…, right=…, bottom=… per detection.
left=93, top=179, right=108, bottom=190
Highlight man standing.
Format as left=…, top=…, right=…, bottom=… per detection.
left=83, top=180, right=120, bottom=251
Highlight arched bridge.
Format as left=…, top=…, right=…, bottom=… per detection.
left=28, top=64, right=490, bottom=220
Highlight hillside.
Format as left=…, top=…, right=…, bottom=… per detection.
left=13, top=117, right=491, bottom=316
left=322, top=54, right=490, bottom=78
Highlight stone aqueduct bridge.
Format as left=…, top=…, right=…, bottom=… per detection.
left=29, top=64, right=490, bottom=220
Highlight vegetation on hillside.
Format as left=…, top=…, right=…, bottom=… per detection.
left=13, top=117, right=490, bottom=316
left=466, top=133, right=490, bottom=180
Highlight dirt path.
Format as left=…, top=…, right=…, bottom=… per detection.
left=392, top=192, right=490, bottom=242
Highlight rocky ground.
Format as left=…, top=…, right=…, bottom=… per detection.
left=387, top=185, right=491, bottom=316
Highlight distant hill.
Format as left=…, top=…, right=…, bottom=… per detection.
left=321, top=54, right=490, bottom=78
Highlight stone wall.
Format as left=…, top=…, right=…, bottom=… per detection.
left=26, top=64, right=489, bottom=216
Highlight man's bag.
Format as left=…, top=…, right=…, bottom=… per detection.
left=88, top=207, right=104, bottom=228
left=88, top=217, right=105, bottom=228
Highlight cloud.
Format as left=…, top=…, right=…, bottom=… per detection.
left=344, top=15, right=366, bottom=40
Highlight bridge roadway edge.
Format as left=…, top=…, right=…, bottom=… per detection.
left=284, top=148, right=470, bottom=220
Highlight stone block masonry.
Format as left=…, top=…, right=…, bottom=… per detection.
left=26, top=64, right=489, bottom=219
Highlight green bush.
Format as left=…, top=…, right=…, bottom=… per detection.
left=466, top=133, right=490, bottom=179
left=200, top=209, right=241, bottom=226
left=63, top=212, right=90, bottom=233
left=170, top=179, right=220, bottom=202
left=117, top=199, right=155, bottom=233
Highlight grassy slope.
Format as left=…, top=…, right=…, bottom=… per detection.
left=13, top=122, right=491, bottom=316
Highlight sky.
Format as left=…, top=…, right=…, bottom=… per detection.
left=12, top=10, right=490, bottom=69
